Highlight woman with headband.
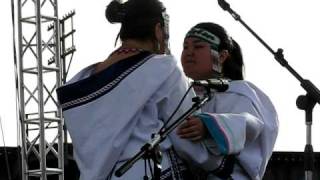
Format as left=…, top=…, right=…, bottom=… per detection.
left=57, top=1, right=218, bottom=180
left=178, top=22, right=279, bottom=179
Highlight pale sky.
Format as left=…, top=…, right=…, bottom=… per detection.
left=1, top=0, right=320, bottom=151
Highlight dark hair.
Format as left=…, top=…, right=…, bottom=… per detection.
left=106, top=0, right=165, bottom=42
left=192, top=22, right=244, bottom=80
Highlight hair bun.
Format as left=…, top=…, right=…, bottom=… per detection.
left=105, top=0, right=125, bottom=23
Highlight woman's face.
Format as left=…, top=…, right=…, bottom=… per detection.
left=181, top=37, right=216, bottom=80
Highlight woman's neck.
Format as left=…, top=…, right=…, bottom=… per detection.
left=121, top=39, right=155, bottom=53
left=94, top=39, right=155, bottom=74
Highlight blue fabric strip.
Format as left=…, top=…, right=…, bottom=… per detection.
left=197, top=113, right=229, bottom=155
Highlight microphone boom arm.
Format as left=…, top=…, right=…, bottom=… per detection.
left=217, top=1, right=320, bottom=179
left=217, top=0, right=320, bottom=105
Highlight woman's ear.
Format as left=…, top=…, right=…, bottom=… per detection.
left=154, top=22, right=165, bottom=53
left=154, top=22, right=164, bottom=42
left=219, top=50, right=230, bottom=63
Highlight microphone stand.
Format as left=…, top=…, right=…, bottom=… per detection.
left=217, top=1, right=320, bottom=179
left=115, top=86, right=213, bottom=179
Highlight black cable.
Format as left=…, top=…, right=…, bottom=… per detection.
left=148, top=158, right=154, bottom=178
left=8, top=0, right=18, bottom=179
left=0, top=117, right=12, bottom=180
left=106, top=163, right=117, bottom=180
left=11, top=0, right=19, bottom=112
left=159, top=85, right=193, bottom=133
left=144, top=159, right=148, bottom=179
left=11, top=0, right=28, bottom=169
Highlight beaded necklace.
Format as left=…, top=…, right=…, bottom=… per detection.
left=110, top=48, right=145, bottom=56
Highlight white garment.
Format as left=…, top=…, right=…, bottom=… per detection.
left=200, top=81, right=279, bottom=180
left=58, top=53, right=217, bottom=180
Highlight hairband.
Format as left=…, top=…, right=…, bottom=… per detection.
left=185, top=27, right=221, bottom=51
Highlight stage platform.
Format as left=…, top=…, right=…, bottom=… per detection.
left=1, top=144, right=319, bottom=180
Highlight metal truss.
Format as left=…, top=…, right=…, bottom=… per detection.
left=48, top=9, right=76, bottom=166
left=16, top=0, right=64, bottom=179
left=59, top=11, right=76, bottom=161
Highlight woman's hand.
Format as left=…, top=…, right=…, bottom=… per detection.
left=177, top=116, right=207, bottom=142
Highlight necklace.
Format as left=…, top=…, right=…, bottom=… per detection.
left=111, top=48, right=145, bottom=56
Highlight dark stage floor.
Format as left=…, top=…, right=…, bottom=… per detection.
left=1, top=144, right=319, bottom=180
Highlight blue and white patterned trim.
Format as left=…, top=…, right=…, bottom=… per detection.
left=60, top=54, right=154, bottom=110
left=161, top=148, right=189, bottom=180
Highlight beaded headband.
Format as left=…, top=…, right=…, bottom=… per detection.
left=185, top=27, right=221, bottom=51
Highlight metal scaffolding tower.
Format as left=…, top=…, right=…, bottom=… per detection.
left=16, top=0, right=64, bottom=179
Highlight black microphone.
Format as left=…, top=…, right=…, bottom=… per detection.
left=217, top=0, right=231, bottom=11
left=217, top=0, right=240, bottom=20
left=192, top=78, right=229, bottom=92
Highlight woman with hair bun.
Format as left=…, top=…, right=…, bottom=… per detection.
left=57, top=1, right=218, bottom=180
